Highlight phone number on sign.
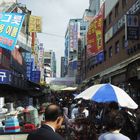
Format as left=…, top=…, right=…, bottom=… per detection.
left=0, top=36, right=13, bottom=47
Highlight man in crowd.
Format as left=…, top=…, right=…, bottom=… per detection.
left=71, top=100, right=89, bottom=119
left=27, top=104, right=64, bottom=140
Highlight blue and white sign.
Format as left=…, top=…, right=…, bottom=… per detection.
left=0, top=69, right=11, bottom=84
left=0, top=13, right=25, bottom=51
left=30, top=70, right=40, bottom=83
left=125, top=14, right=139, bottom=40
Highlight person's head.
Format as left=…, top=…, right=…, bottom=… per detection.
left=105, top=110, right=125, bottom=131
left=44, top=104, right=64, bottom=130
left=109, top=102, right=119, bottom=110
left=78, top=103, right=85, bottom=113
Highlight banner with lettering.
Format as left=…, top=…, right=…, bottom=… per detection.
left=87, top=4, right=104, bottom=62
left=29, top=15, right=42, bottom=32
left=0, top=13, right=25, bottom=51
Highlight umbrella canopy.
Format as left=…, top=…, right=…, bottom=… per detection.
left=75, top=84, right=138, bottom=109
left=61, top=87, right=77, bottom=91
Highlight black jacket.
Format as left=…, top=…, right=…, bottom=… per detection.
left=27, top=125, right=64, bottom=140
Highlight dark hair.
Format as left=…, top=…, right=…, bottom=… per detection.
left=109, top=102, right=119, bottom=110
left=44, top=104, right=63, bottom=121
left=105, top=110, right=125, bottom=131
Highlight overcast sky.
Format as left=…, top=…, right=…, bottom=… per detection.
left=18, top=0, right=89, bottom=77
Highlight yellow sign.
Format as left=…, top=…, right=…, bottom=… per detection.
left=29, top=15, right=42, bottom=32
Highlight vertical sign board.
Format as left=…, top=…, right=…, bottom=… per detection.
left=125, top=14, right=139, bottom=40
left=26, top=61, right=32, bottom=80
left=29, top=15, right=42, bottom=33
left=0, top=13, right=25, bottom=51
left=30, top=70, right=41, bottom=83
left=87, top=4, right=104, bottom=64
left=25, top=53, right=32, bottom=80
left=69, top=21, right=78, bottom=51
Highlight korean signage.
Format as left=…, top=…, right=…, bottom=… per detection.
left=38, top=43, right=44, bottom=69
left=0, top=13, right=25, bottom=51
left=26, top=62, right=32, bottom=80
left=0, top=69, right=11, bottom=84
left=105, top=27, right=113, bottom=43
left=125, top=14, right=139, bottom=40
left=69, top=21, right=78, bottom=51
left=105, top=0, right=140, bottom=42
left=87, top=4, right=104, bottom=63
left=30, top=70, right=41, bottom=83
left=29, top=15, right=42, bottom=32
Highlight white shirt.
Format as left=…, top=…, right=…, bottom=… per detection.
left=99, top=131, right=130, bottom=140
left=71, top=108, right=89, bottom=119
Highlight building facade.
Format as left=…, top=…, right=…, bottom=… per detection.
left=0, top=1, right=44, bottom=106
left=89, top=0, right=105, bottom=16
left=85, top=0, right=140, bottom=104
left=64, top=19, right=87, bottom=84
left=44, top=50, right=56, bottom=79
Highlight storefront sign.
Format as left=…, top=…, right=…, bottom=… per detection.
left=113, top=16, right=125, bottom=35
left=125, top=14, right=139, bottom=40
left=0, top=69, right=11, bottom=84
left=0, top=13, right=25, bottom=51
left=30, top=70, right=41, bottom=83
left=126, top=0, right=140, bottom=15
left=105, top=27, right=113, bottom=43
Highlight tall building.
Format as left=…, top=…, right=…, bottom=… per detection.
left=89, top=0, right=105, bottom=16
left=44, top=50, right=56, bottom=80
left=61, top=57, right=65, bottom=77
left=65, top=19, right=81, bottom=78
left=64, top=19, right=87, bottom=84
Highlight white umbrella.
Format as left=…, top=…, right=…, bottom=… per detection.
left=61, top=87, right=77, bottom=91
left=75, top=84, right=138, bottom=109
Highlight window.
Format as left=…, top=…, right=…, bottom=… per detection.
left=122, top=0, right=127, bottom=9
left=109, top=46, right=112, bottom=58
left=115, top=41, right=119, bottom=53
left=122, top=35, right=125, bottom=48
left=104, top=19, right=107, bottom=31
left=115, top=3, right=119, bottom=17
left=80, top=26, right=86, bottom=30
left=109, top=12, right=112, bottom=24
left=104, top=50, right=107, bottom=61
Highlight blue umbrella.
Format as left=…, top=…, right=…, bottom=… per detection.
left=75, top=84, right=138, bottom=109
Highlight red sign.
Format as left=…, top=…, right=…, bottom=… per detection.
left=11, top=48, right=23, bottom=65
left=87, top=4, right=104, bottom=58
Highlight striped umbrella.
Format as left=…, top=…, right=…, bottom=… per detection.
left=75, top=83, right=138, bottom=109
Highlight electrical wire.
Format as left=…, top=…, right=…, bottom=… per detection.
left=38, top=32, right=65, bottom=38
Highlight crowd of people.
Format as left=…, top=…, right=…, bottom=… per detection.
left=26, top=92, right=140, bottom=140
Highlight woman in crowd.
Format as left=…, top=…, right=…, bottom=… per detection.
left=98, top=110, right=130, bottom=140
